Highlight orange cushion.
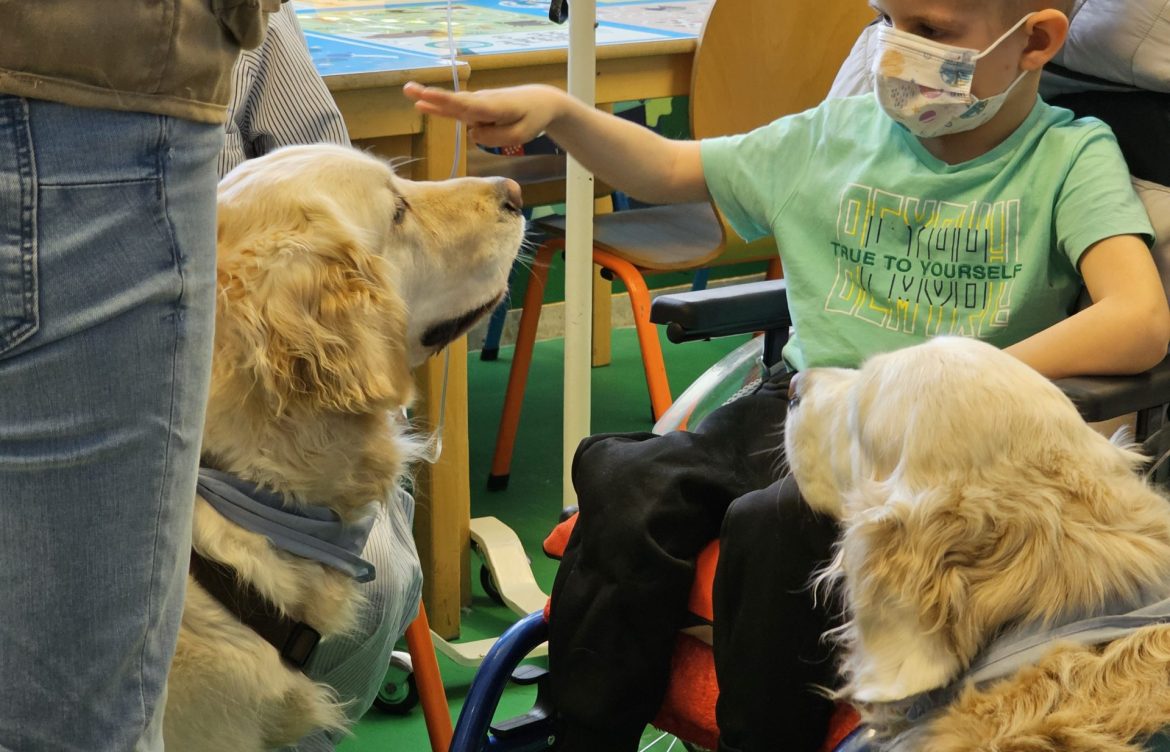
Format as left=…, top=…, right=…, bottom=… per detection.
left=821, top=704, right=862, bottom=752
left=544, top=514, right=719, bottom=624
left=652, top=634, right=720, bottom=750
left=651, top=633, right=860, bottom=751
left=542, top=514, right=576, bottom=560
left=688, top=540, right=719, bottom=623
left=540, top=513, right=861, bottom=750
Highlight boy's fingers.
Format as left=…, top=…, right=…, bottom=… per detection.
left=403, top=81, right=442, bottom=103
left=410, top=82, right=513, bottom=111
left=412, top=96, right=471, bottom=122
left=411, top=88, right=494, bottom=122
left=414, top=100, right=505, bottom=135
left=412, top=99, right=465, bottom=119
left=404, top=82, right=460, bottom=108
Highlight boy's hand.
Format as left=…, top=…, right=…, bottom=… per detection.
left=403, top=82, right=563, bottom=148
left=405, top=80, right=707, bottom=205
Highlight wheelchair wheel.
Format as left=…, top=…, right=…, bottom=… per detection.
left=372, top=652, right=419, bottom=715
left=479, top=562, right=505, bottom=606
left=832, top=726, right=877, bottom=752
left=470, top=538, right=508, bottom=606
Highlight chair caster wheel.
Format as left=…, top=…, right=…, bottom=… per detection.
left=373, top=653, right=419, bottom=715
left=480, top=564, right=506, bottom=606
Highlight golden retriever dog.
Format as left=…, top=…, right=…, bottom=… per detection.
left=785, top=337, right=1170, bottom=752
left=163, top=144, right=524, bottom=751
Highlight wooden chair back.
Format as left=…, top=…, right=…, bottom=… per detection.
left=690, top=0, right=876, bottom=266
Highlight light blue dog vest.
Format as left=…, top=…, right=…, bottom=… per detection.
left=883, top=595, right=1170, bottom=750
left=196, top=467, right=379, bottom=583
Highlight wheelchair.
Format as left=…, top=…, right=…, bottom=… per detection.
left=442, top=10, right=1170, bottom=752
left=447, top=262, right=1170, bottom=752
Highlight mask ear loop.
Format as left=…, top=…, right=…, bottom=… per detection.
left=972, top=12, right=1035, bottom=61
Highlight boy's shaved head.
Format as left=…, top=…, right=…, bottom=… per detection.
left=1001, top=0, right=1074, bottom=17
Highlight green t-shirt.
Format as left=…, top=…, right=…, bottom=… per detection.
left=701, top=95, right=1155, bottom=371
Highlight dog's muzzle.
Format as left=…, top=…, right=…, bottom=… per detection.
left=421, top=292, right=505, bottom=350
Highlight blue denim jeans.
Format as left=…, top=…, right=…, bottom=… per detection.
left=0, top=96, right=221, bottom=751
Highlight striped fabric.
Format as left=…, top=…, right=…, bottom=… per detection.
left=285, top=498, right=423, bottom=752
left=218, top=3, right=350, bottom=178
left=216, top=9, right=424, bottom=749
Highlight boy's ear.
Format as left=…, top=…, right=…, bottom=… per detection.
left=1021, top=9, right=1070, bottom=71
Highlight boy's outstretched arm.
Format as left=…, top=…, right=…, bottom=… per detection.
left=403, top=82, right=708, bottom=205
left=1006, top=234, right=1170, bottom=379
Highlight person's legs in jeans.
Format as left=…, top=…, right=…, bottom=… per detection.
left=0, top=96, right=221, bottom=751
left=713, top=476, right=842, bottom=752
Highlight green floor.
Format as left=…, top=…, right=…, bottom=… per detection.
left=339, top=326, right=750, bottom=751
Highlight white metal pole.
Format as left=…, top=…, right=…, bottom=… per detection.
left=562, top=0, right=596, bottom=508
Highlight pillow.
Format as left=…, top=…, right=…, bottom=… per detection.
left=1056, top=0, right=1170, bottom=94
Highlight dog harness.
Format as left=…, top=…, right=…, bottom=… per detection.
left=885, top=594, right=1170, bottom=750
left=197, top=467, right=378, bottom=582
left=191, top=467, right=382, bottom=669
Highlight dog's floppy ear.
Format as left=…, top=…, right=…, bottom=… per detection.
left=836, top=483, right=971, bottom=703
left=217, top=216, right=414, bottom=415
left=837, top=476, right=1055, bottom=703
left=839, top=472, right=1103, bottom=704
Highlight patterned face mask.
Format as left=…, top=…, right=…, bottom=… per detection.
left=873, top=14, right=1033, bottom=138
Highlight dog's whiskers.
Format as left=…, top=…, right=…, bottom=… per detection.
left=385, top=154, right=423, bottom=172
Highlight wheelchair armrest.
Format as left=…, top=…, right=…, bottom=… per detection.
left=1055, top=355, right=1170, bottom=424
left=650, top=279, right=791, bottom=343
left=651, top=281, right=1169, bottom=427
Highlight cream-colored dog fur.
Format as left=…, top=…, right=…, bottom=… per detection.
left=785, top=337, right=1170, bottom=752
left=163, top=144, right=524, bottom=751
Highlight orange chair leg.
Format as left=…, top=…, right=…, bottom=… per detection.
left=488, top=240, right=560, bottom=490
left=593, top=249, right=673, bottom=421
left=405, top=603, right=453, bottom=752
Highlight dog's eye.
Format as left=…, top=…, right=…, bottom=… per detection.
left=393, top=199, right=410, bottom=225
left=786, top=373, right=802, bottom=408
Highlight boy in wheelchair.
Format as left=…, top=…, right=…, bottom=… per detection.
left=406, top=0, right=1170, bottom=749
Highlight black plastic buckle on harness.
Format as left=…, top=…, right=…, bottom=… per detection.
left=281, top=622, right=322, bottom=669
left=189, top=549, right=324, bottom=672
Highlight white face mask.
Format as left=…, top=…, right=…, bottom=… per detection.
left=873, top=14, right=1033, bottom=138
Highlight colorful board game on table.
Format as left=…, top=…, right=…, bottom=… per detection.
left=293, top=0, right=713, bottom=75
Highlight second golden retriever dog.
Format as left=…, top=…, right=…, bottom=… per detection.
left=786, top=337, right=1170, bottom=752
left=163, top=144, right=524, bottom=750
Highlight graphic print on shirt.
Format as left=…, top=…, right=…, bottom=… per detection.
left=825, top=183, right=1023, bottom=337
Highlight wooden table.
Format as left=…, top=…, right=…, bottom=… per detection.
left=299, top=0, right=706, bottom=638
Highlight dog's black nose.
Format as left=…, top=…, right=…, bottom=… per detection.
left=499, top=178, right=523, bottom=214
